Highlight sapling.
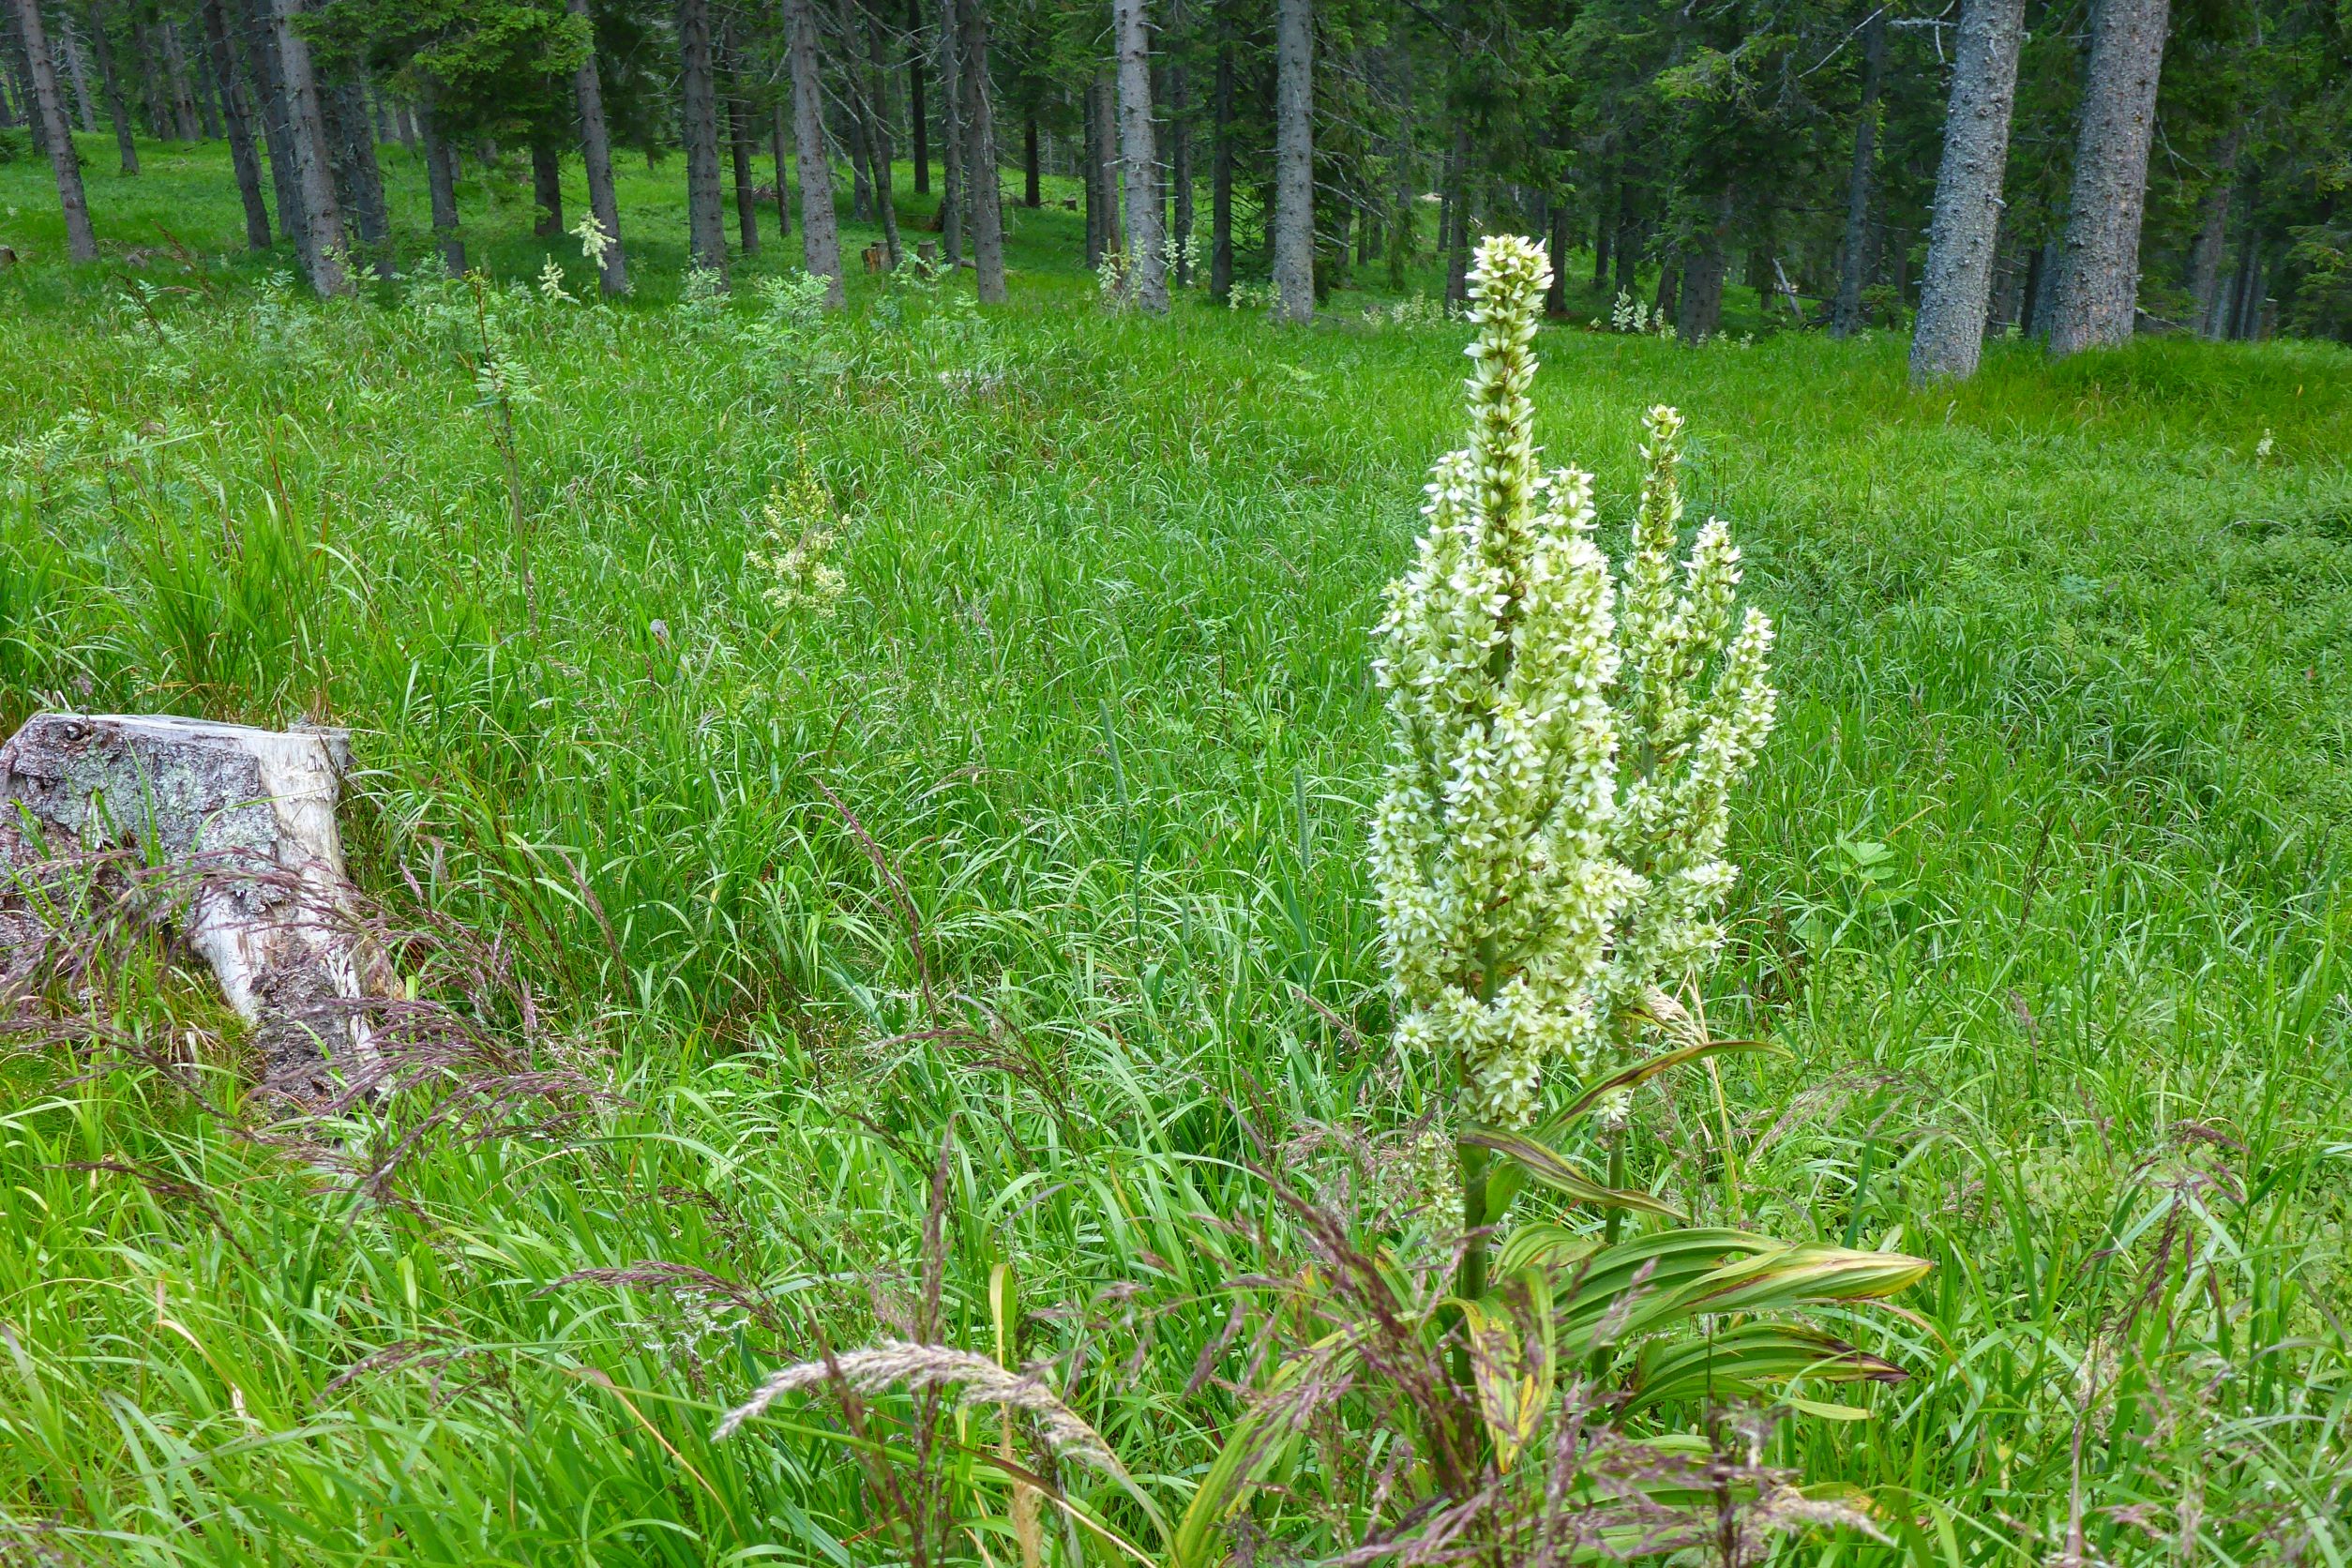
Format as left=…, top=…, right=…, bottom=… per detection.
left=1370, top=234, right=1777, bottom=1305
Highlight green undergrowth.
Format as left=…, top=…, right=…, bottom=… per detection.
left=3, top=136, right=2351, bottom=1565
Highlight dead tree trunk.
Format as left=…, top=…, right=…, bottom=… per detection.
left=1113, top=0, right=1166, bottom=309
left=0, top=715, right=395, bottom=1106
left=1832, top=6, right=1887, bottom=339
left=783, top=0, right=844, bottom=304
left=1270, top=0, right=1313, bottom=322
left=2044, top=0, right=2171, bottom=355
left=8, top=0, right=97, bottom=261
left=567, top=0, right=627, bottom=294
left=1908, top=0, right=2027, bottom=383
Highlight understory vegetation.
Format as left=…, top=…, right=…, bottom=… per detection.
left=4, top=144, right=2352, bottom=1566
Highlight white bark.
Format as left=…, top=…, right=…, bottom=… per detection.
left=271, top=0, right=348, bottom=294
left=1113, top=0, right=1166, bottom=310
left=784, top=0, right=844, bottom=305
left=1271, top=0, right=1314, bottom=323
left=0, top=714, right=394, bottom=1104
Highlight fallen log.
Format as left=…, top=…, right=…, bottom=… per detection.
left=0, top=713, right=393, bottom=1104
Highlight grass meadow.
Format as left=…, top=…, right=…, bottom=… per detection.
left=3, top=132, right=2352, bottom=1564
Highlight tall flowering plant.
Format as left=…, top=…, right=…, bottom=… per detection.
left=1372, top=233, right=1785, bottom=1298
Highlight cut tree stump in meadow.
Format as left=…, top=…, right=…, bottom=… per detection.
left=0, top=713, right=394, bottom=1104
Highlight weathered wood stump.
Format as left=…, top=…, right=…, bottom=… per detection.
left=0, top=713, right=393, bottom=1103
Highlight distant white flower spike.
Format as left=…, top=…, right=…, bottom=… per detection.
left=1373, top=234, right=1777, bottom=1128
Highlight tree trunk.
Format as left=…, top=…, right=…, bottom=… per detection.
left=771, top=104, right=791, bottom=237
left=1441, top=124, right=1470, bottom=306
left=1832, top=6, right=1887, bottom=339
left=88, top=1, right=140, bottom=173
left=676, top=0, right=729, bottom=278
left=0, top=714, right=397, bottom=1107
left=1113, top=0, right=1165, bottom=309
left=200, top=0, right=270, bottom=248
left=2189, top=131, right=2241, bottom=338
left=188, top=22, right=224, bottom=138
left=1908, top=0, right=2026, bottom=383
left=422, top=100, right=463, bottom=272
left=567, top=0, right=627, bottom=293
left=1678, top=189, right=1732, bottom=341
left=240, top=0, right=303, bottom=245
left=329, top=77, right=390, bottom=273
left=857, top=0, right=900, bottom=265
left=718, top=30, right=758, bottom=257
left=1269, top=0, right=1311, bottom=322
left=956, top=0, right=1003, bottom=300
left=933, top=0, right=962, bottom=263
left=1612, top=182, right=1638, bottom=300
left=161, top=17, right=200, bottom=139
left=783, top=0, right=844, bottom=304
left=906, top=0, right=927, bottom=194
left=1083, top=65, right=1109, bottom=266
left=131, top=13, right=166, bottom=137
left=1591, top=187, right=1611, bottom=290
left=1022, top=112, right=1037, bottom=206
left=1544, top=200, right=1570, bottom=315
left=2045, top=0, right=2171, bottom=355
left=531, top=132, right=564, bottom=237
left=9, top=0, right=96, bottom=260
left=272, top=0, right=345, bottom=293
left=58, top=15, right=95, bottom=131
left=1208, top=8, right=1230, bottom=300
left=1168, top=38, right=1190, bottom=285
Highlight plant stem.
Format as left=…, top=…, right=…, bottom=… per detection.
left=1603, top=1126, right=1627, bottom=1247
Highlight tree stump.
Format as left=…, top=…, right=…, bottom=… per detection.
left=0, top=713, right=394, bottom=1103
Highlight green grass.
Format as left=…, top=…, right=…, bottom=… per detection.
left=4, top=130, right=2352, bottom=1564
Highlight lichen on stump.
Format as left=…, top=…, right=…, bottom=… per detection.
left=0, top=713, right=394, bottom=1104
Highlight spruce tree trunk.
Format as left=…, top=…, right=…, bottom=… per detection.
left=1168, top=37, right=1190, bottom=285
left=131, top=14, right=166, bottom=137
left=240, top=0, right=302, bottom=244
left=88, top=1, right=141, bottom=173
left=200, top=0, right=270, bottom=248
left=1113, top=0, right=1165, bottom=309
left=770, top=104, right=791, bottom=237
left=956, top=0, right=1003, bottom=300
left=1591, top=185, right=1611, bottom=290
left=421, top=101, right=463, bottom=272
left=859, top=0, right=900, bottom=265
left=842, top=50, right=874, bottom=220
left=783, top=0, right=844, bottom=304
left=1908, top=0, right=2026, bottom=383
left=1545, top=200, right=1569, bottom=315
left=933, top=0, right=962, bottom=263
left=1832, top=6, right=1887, bottom=339
left=1678, top=190, right=1731, bottom=341
left=1441, top=124, right=1470, bottom=306
left=566, top=0, right=626, bottom=293
left=905, top=0, right=927, bottom=194
left=1612, top=183, right=1638, bottom=299
left=10, top=0, right=97, bottom=261
left=161, top=18, right=200, bottom=139
left=1208, top=10, right=1230, bottom=300
left=1021, top=113, right=1037, bottom=205
left=531, top=133, right=564, bottom=237
left=329, top=77, right=389, bottom=273
left=59, top=16, right=95, bottom=130
left=2191, top=144, right=2240, bottom=338
left=188, top=23, right=223, bottom=138
left=676, top=0, right=729, bottom=279
left=728, top=98, right=759, bottom=255
left=2045, top=0, right=2171, bottom=355
left=270, top=0, right=345, bottom=294
left=1269, top=0, right=1312, bottom=322
left=1083, top=65, right=1108, bottom=266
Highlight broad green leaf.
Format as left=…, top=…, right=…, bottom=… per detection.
left=1554, top=1038, right=1783, bottom=1125
left=1457, top=1125, right=1686, bottom=1222
left=1454, top=1269, right=1556, bottom=1472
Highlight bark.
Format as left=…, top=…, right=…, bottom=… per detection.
left=188, top=22, right=223, bottom=138
left=1612, top=182, right=1638, bottom=300
left=770, top=103, right=791, bottom=237
left=0, top=715, right=396, bottom=1107
left=1208, top=8, right=1230, bottom=299
left=905, top=0, right=927, bottom=194
left=2019, top=234, right=2046, bottom=336
left=130, top=13, right=164, bottom=136
left=272, top=0, right=345, bottom=293
left=956, top=0, right=1002, bottom=300
left=1544, top=200, right=1570, bottom=316
left=1168, top=52, right=1191, bottom=285
left=161, top=17, right=199, bottom=139
left=2188, top=128, right=2239, bottom=337
left=88, top=1, right=140, bottom=173
left=934, top=0, right=961, bottom=263
left=59, top=14, right=95, bottom=131
left=1022, top=113, right=1037, bottom=206
left=1832, top=6, right=1887, bottom=339
left=9, top=0, right=96, bottom=260
left=201, top=0, right=270, bottom=248
left=328, top=76, right=389, bottom=272
left=1113, top=0, right=1165, bottom=309
left=677, top=0, right=729, bottom=278
left=719, top=30, right=756, bottom=256
left=782, top=0, right=844, bottom=304
left=2224, top=219, right=2260, bottom=339
left=2045, top=0, right=2171, bottom=355
left=1653, top=258, right=1679, bottom=321
left=240, top=0, right=303, bottom=245
left=855, top=0, right=900, bottom=265
left=1908, top=0, right=2026, bottom=383
left=1591, top=187, right=1611, bottom=291
left=1083, top=65, right=1112, bottom=266
left=1678, top=191, right=1732, bottom=342
left=531, top=132, right=564, bottom=237
left=1441, top=124, right=1470, bottom=306
left=567, top=0, right=627, bottom=293
left=421, top=100, right=463, bottom=272
left=1269, top=0, right=1312, bottom=322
